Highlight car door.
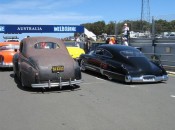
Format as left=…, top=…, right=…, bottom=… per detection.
left=86, top=48, right=103, bottom=72
left=98, top=49, right=113, bottom=75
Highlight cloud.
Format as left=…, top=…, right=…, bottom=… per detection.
left=0, top=0, right=85, bottom=14
left=0, top=0, right=102, bottom=25
left=0, top=13, right=102, bottom=25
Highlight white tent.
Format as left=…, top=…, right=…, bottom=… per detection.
left=84, top=28, right=96, bottom=41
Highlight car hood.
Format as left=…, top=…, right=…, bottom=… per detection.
left=66, top=47, right=85, bottom=59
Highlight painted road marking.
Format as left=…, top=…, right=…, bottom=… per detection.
left=130, top=85, right=136, bottom=88
left=168, top=74, right=175, bottom=77
left=82, top=82, right=106, bottom=85
left=95, top=77, right=105, bottom=80
left=170, top=95, right=175, bottom=98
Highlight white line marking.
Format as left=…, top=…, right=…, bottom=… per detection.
left=82, top=82, right=106, bottom=85
left=95, top=77, right=105, bottom=80
left=170, top=95, right=175, bottom=98
left=130, top=85, right=136, bottom=88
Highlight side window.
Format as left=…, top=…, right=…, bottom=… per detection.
left=95, top=48, right=103, bottom=55
left=103, top=50, right=112, bottom=58
left=95, top=48, right=112, bottom=58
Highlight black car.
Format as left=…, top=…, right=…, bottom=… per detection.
left=80, top=44, right=168, bottom=83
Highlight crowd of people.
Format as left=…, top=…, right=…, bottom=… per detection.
left=72, top=23, right=130, bottom=53
left=105, top=23, right=130, bottom=46
left=105, top=37, right=117, bottom=44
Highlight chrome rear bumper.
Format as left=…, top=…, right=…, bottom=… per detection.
left=125, top=75, right=168, bottom=83
left=31, top=79, right=83, bottom=88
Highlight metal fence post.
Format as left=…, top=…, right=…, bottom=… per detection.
left=152, top=16, right=156, bottom=54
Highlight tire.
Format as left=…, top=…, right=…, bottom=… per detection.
left=20, top=73, right=25, bottom=87
left=14, top=72, right=17, bottom=78
left=106, top=75, right=113, bottom=80
left=80, top=59, right=86, bottom=71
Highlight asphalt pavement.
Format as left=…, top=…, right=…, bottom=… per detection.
left=0, top=70, right=175, bottom=130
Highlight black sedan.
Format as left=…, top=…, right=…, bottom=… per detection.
left=80, top=44, right=168, bottom=83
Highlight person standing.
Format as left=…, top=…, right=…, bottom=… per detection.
left=105, top=37, right=110, bottom=44
left=122, top=37, right=128, bottom=46
left=123, top=23, right=130, bottom=40
left=109, top=37, right=116, bottom=44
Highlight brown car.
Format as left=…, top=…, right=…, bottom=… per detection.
left=13, top=36, right=82, bottom=88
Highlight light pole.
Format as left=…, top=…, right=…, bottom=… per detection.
left=114, top=21, right=117, bottom=37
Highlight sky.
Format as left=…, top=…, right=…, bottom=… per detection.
left=1, top=0, right=175, bottom=40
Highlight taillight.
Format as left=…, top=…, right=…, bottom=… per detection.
left=35, top=72, right=39, bottom=83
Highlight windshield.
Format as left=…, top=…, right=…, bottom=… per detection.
left=0, top=45, right=19, bottom=51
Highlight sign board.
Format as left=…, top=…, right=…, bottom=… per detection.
left=0, top=24, right=84, bottom=33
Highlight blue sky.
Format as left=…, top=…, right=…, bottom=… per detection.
left=1, top=0, right=175, bottom=40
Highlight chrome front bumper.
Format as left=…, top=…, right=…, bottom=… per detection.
left=125, top=75, right=168, bottom=83
left=31, top=79, right=83, bottom=88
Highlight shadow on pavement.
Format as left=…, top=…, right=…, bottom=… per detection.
left=10, top=73, right=81, bottom=94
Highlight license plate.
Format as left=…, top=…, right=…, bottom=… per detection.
left=52, top=66, right=64, bottom=73
left=143, top=78, right=154, bottom=81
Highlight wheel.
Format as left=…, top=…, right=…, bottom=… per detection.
left=106, top=75, right=112, bottom=80
left=80, top=59, right=86, bottom=71
left=13, top=72, right=17, bottom=78
left=13, top=68, right=17, bottom=78
left=20, top=73, right=25, bottom=87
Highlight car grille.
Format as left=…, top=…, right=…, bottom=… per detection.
left=143, top=75, right=155, bottom=81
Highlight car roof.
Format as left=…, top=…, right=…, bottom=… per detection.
left=97, top=44, right=138, bottom=54
left=21, top=36, right=64, bottom=45
left=20, top=36, right=69, bottom=58
left=96, top=44, right=141, bottom=61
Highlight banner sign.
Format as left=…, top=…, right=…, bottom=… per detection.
left=0, top=24, right=84, bottom=33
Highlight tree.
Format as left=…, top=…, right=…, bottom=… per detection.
left=105, top=21, right=115, bottom=35
left=79, top=19, right=175, bottom=37
left=82, top=21, right=106, bottom=36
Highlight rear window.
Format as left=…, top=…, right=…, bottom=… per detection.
left=0, top=45, right=19, bottom=51
left=34, top=42, right=59, bottom=49
left=120, top=50, right=144, bottom=57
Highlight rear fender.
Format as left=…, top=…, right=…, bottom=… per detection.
left=20, top=62, right=38, bottom=86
